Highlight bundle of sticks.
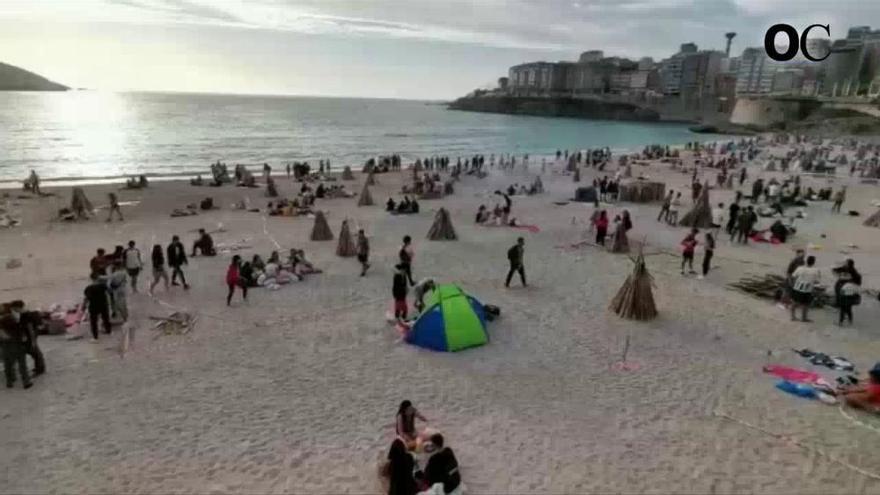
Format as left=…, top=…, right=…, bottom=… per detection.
left=150, top=312, right=197, bottom=336
left=609, top=250, right=657, bottom=320
left=728, top=273, right=830, bottom=307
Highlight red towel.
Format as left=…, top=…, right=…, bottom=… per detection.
left=763, top=365, right=822, bottom=385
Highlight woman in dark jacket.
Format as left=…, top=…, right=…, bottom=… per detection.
left=385, top=439, right=418, bottom=495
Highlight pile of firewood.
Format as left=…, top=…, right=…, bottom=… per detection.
left=728, top=274, right=830, bottom=307
left=150, top=312, right=197, bottom=336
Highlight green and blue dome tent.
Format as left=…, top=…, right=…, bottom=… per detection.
left=406, top=284, right=489, bottom=352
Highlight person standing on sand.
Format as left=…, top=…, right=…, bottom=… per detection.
left=657, top=190, right=674, bottom=222
left=711, top=202, right=725, bottom=236
left=667, top=192, right=682, bottom=225
left=739, top=167, right=747, bottom=186
left=399, top=236, right=415, bottom=286
left=700, top=232, right=715, bottom=279
left=593, top=210, right=609, bottom=246
left=108, top=261, right=129, bottom=322
left=149, top=244, right=170, bottom=295
left=124, top=240, right=142, bottom=292
left=726, top=200, right=740, bottom=238
left=790, top=255, right=820, bottom=322
left=167, top=235, right=190, bottom=289
left=357, top=229, right=370, bottom=277
left=392, top=264, right=409, bottom=320
left=1, top=301, right=33, bottom=389
left=832, top=187, right=846, bottom=213
left=680, top=228, right=699, bottom=275
left=106, top=192, right=124, bottom=222
left=505, top=237, right=526, bottom=288
left=226, top=255, right=246, bottom=306
left=83, top=272, right=112, bottom=341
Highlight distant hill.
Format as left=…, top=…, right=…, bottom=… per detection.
left=0, top=62, right=68, bottom=91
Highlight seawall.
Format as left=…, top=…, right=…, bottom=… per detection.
left=448, top=95, right=661, bottom=122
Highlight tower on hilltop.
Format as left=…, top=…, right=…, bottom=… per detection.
left=725, top=32, right=737, bottom=57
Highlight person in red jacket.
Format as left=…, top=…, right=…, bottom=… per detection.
left=681, top=228, right=699, bottom=275
left=593, top=210, right=609, bottom=246
left=226, top=255, right=246, bottom=306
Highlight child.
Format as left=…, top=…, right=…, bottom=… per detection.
left=681, top=229, right=699, bottom=275
left=226, top=255, right=246, bottom=306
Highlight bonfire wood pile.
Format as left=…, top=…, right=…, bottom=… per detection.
left=679, top=182, right=713, bottom=228
left=728, top=273, right=831, bottom=307
left=310, top=211, right=334, bottom=241
left=617, top=181, right=665, bottom=203
left=609, top=251, right=657, bottom=320
left=358, top=183, right=374, bottom=206
left=427, top=208, right=457, bottom=240
left=150, top=312, right=196, bottom=335
left=864, top=209, right=880, bottom=227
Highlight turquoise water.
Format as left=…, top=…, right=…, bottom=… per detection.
left=0, top=91, right=712, bottom=182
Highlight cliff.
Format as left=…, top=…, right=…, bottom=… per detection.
left=0, top=62, right=68, bottom=91
left=448, top=95, right=660, bottom=122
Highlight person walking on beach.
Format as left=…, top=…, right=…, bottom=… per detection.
left=392, top=264, right=409, bottom=320
left=700, top=232, right=715, bottom=279
left=149, top=244, right=170, bottom=295
left=680, top=229, right=699, bottom=275
left=667, top=192, right=682, bottom=225
left=831, top=187, right=846, bottom=213
left=357, top=229, right=370, bottom=277
left=593, top=210, right=609, bottom=246
left=123, top=240, right=142, bottom=292
left=167, top=235, right=190, bottom=289
left=505, top=237, right=526, bottom=288
left=1, top=301, right=33, bottom=389
left=83, top=272, right=112, bottom=341
left=106, top=192, right=124, bottom=222
left=657, top=190, right=674, bottom=222
left=398, top=236, right=415, bottom=286
left=790, top=255, right=820, bottom=322
left=108, top=261, right=129, bottom=322
left=226, top=255, right=247, bottom=306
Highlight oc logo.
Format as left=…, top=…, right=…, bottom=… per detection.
left=764, top=24, right=831, bottom=62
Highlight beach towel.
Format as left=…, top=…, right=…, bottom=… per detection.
left=763, top=365, right=824, bottom=385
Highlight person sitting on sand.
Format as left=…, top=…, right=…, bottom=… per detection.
left=475, top=205, right=488, bottom=224
left=191, top=175, right=204, bottom=186
left=267, top=250, right=281, bottom=265
left=387, top=198, right=396, bottom=212
left=423, top=434, right=461, bottom=494
left=251, top=254, right=266, bottom=274
left=191, top=229, right=216, bottom=256
left=382, top=438, right=419, bottom=495
left=839, top=364, right=880, bottom=413
left=315, top=183, right=326, bottom=199
left=396, top=400, right=428, bottom=446
left=397, top=196, right=411, bottom=214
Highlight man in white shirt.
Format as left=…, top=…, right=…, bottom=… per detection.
left=790, top=255, right=821, bottom=322
left=123, top=240, right=143, bottom=293
left=711, top=202, right=725, bottom=235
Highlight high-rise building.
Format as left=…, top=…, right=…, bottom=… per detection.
left=578, top=50, right=604, bottom=63
left=735, top=47, right=785, bottom=95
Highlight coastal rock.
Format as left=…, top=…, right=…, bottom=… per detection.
left=0, top=62, right=69, bottom=91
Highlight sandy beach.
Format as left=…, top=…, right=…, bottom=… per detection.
left=3, top=142, right=880, bottom=494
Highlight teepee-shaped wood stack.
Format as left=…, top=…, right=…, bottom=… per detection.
left=310, top=211, right=334, bottom=241
left=71, top=187, right=94, bottom=219
left=366, top=170, right=377, bottom=186
left=358, top=183, right=374, bottom=206
left=426, top=208, right=457, bottom=240
left=342, top=166, right=355, bottom=181
left=609, top=249, right=657, bottom=320
left=864, top=208, right=880, bottom=228
left=678, top=181, right=713, bottom=228
left=336, top=219, right=357, bottom=256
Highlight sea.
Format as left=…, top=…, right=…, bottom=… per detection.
left=0, top=91, right=717, bottom=185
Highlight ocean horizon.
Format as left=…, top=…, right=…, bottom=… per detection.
left=0, top=90, right=716, bottom=184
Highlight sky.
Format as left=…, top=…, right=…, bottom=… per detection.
left=0, top=0, right=878, bottom=99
